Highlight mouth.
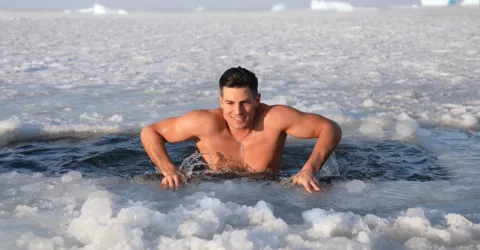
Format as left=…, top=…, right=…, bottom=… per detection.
left=232, top=116, right=247, bottom=122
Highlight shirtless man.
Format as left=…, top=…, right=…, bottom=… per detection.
left=140, top=67, right=342, bottom=193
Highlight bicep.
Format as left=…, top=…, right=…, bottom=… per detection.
left=281, top=107, right=332, bottom=139
left=148, top=112, right=201, bottom=143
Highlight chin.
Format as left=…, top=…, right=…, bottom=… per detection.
left=228, top=119, right=247, bottom=130
left=230, top=123, right=246, bottom=130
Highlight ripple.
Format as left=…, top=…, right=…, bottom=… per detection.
left=0, top=134, right=449, bottom=183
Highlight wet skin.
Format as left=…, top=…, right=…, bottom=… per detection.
left=140, top=87, right=342, bottom=193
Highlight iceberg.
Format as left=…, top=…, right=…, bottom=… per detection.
left=66, top=3, right=128, bottom=15
left=271, top=4, right=287, bottom=11
left=421, top=0, right=456, bottom=6
left=310, top=0, right=354, bottom=12
left=461, top=0, right=479, bottom=5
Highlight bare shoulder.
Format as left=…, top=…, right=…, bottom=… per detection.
left=267, top=104, right=301, bottom=114
left=183, top=109, right=218, bottom=121
left=182, top=108, right=224, bottom=135
left=262, top=104, right=336, bottom=132
left=263, top=104, right=303, bottom=121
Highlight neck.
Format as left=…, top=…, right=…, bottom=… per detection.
left=227, top=116, right=256, bottom=141
left=228, top=124, right=254, bottom=140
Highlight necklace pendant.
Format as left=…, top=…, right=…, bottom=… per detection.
left=240, top=144, right=244, bottom=153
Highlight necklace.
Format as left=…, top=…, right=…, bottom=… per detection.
left=234, top=130, right=254, bottom=154
left=233, top=130, right=253, bottom=154
left=228, top=115, right=257, bottom=154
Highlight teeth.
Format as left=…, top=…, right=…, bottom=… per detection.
left=233, top=117, right=246, bottom=122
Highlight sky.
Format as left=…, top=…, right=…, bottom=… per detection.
left=0, top=0, right=418, bottom=10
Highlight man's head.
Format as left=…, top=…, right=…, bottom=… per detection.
left=219, top=67, right=261, bottom=130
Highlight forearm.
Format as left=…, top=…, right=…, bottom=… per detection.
left=140, top=126, right=177, bottom=174
left=303, top=121, right=342, bottom=174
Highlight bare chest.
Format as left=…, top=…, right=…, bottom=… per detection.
left=196, top=131, right=287, bottom=172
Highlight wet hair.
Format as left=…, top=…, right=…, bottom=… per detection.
left=219, top=66, right=258, bottom=95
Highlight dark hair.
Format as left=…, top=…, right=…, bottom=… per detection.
left=219, top=66, right=258, bottom=95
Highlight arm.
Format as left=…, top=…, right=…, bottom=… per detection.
left=273, top=105, right=342, bottom=192
left=140, top=110, right=212, bottom=188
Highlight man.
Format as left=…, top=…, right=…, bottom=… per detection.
left=140, top=67, right=342, bottom=193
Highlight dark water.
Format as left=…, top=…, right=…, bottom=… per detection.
left=0, top=134, right=449, bottom=182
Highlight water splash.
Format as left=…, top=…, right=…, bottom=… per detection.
left=318, top=152, right=341, bottom=177
left=177, top=151, right=209, bottom=177
left=176, top=150, right=341, bottom=183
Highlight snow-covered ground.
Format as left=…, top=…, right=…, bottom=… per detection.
left=1, top=8, right=480, bottom=249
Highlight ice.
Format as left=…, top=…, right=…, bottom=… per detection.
left=1, top=10, right=479, bottom=145
left=359, top=119, right=385, bottom=138
left=421, top=0, right=456, bottom=6
left=462, top=0, right=480, bottom=5
left=28, top=238, right=55, bottom=250
left=311, top=107, right=349, bottom=125
left=345, top=180, right=366, bottom=193
left=310, top=0, right=354, bottom=12
left=362, top=99, right=376, bottom=108
left=262, top=96, right=288, bottom=105
left=14, top=205, right=38, bottom=217
left=1, top=8, right=480, bottom=249
left=271, top=4, right=287, bottom=12
left=61, top=171, right=83, bottom=183
left=395, top=113, right=419, bottom=138
left=0, top=169, right=479, bottom=249
left=460, top=114, right=478, bottom=128
left=66, top=3, right=128, bottom=15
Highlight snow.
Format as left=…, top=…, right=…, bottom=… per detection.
left=1, top=8, right=480, bottom=249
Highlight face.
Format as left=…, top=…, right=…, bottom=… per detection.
left=220, top=87, right=260, bottom=130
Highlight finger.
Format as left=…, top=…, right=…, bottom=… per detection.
left=173, top=175, right=180, bottom=187
left=164, top=177, right=172, bottom=188
left=180, top=173, right=187, bottom=183
left=161, top=178, right=167, bottom=188
left=304, top=182, right=313, bottom=193
left=311, top=180, right=321, bottom=191
left=290, top=178, right=298, bottom=187
left=169, top=178, right=176, bottom=189
left=313, top=178, right=320, bottom=186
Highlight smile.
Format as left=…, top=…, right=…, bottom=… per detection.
left=232, top=116, right=246, bottom=121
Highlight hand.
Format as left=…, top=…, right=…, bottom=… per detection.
left=161, top=170, right=187, bottom=189
left=290, top=168, right=322, bottom=193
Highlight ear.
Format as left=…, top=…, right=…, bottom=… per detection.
left=255, top=93, right=261, bottom=107
left=219, top=95, right=223, bottom=107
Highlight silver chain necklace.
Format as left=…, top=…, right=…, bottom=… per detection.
left=235, top=130, right=254, bottom=153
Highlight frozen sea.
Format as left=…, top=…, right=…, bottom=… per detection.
left=1, top=8, right=480, bottom=250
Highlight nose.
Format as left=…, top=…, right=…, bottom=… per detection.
left=234, top=104, right=243, bottom=116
